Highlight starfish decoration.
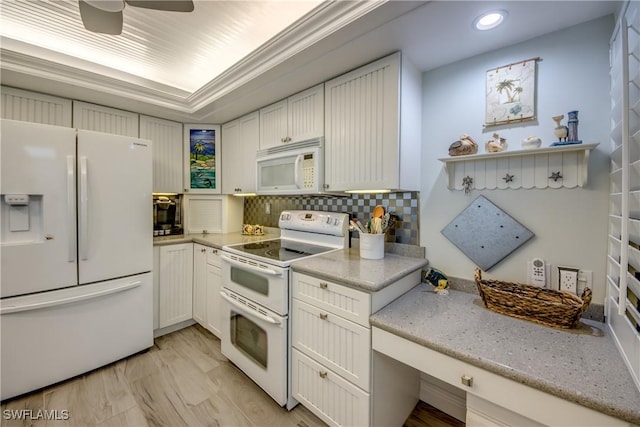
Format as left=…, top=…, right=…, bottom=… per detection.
left=502, top=173, right=515, bottom=183
left=462, top=176, right=473, bottom=195
left=549, top=171, right=563, bottom=182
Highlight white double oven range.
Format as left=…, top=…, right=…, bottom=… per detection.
left=220, top=210, right=349, bottom=409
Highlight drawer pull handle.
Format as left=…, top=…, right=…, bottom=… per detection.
left=319, top=313, right=328, bottom=320
left=461, top=375, right=473, bottom=387
left=319, top=371, right=327, bottom=379
left=319, top=282, right=328, bottom=289
left=211, top=249, right=218, bottom=254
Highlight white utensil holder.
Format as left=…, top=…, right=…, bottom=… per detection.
left=359, top=233, right=384, bottom=259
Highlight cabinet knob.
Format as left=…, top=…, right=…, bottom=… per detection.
left=212, top=249, right=218, bottom=254
left=184, top=188, right=189, bottom=192
left=323, top=184, right=330, bottom=189
left=201, top=248, right=206, bottom=253
left=319, top=371, right=328, bottom=379
left=319, top=282, right=328, bottom=289
left=319, top=313, right=328, bottom=320
left=461, top=375, right=473, bottom=387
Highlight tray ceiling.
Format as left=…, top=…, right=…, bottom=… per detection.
left=0, top=0, right=323, bottom=93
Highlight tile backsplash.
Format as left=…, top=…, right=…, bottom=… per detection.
left=243, top=192, right=420, bottom=246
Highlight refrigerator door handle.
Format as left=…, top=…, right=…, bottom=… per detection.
left=0, top=281, right=142, bottom=315
left=66, top=155, right=76, bottom=263
left=79, top=156, right=88, bottom=260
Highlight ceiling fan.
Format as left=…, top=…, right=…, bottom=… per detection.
left=79, top=0, right=195, bottom=35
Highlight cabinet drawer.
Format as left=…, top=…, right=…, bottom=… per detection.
left=206, top=247, right=221, bottom=267
left=292, top=299, right=370, bottom=390
left=292, top=273, right=370, bottom=327
left=292, top=349, right=370, bottom=427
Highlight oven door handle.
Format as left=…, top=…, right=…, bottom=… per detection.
left=221, top=254, right=282, bottom=276
left=220, top=291, right=282, bottom=326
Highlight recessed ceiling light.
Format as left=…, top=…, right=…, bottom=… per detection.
left=473, top=10, right=507, bottom=31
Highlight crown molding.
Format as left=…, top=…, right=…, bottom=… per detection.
left=0, top=1, right=389, bottom=118
left=186, top=1, right=388, bottom=110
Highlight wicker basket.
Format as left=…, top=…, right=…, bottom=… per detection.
left=474, top=268, right=592, bottom=329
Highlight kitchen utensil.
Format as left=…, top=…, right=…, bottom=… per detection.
left=373, top=205, right=385, bottom=218
left=381, top=212, right=391, bottom=231
left=371, top=217, right=383, bottom=234
left=352, top=219, right=368, bottom=234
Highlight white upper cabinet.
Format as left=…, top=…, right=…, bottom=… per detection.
left=1, top=86, right=72, bottom=127
left=140, top=115, right=183, bottom=194
left=222, top=112, right=259, bottom=194
left=259, top=84, right=324, bottom=149
left=73, top=101, right=139, bottom=137
left=324, top=52, right=421, bottom=192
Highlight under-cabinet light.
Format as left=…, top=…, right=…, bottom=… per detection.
left=344, top=189, right=392, bottom=194
left=232, top=193, right=257, bottom=197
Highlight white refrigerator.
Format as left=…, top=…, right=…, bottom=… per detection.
left=0, top=119, right=153, bottom=400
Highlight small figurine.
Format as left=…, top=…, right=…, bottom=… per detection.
left=425, top=267, right=449, bottom=295
left=485, top=133, right=507, bottom=153
left=521, top=136, right=542, bottom=149
left=448, top=134, right=478, bottom=156
left=567, top=110, right=581, bottom=143
left=552, top=115, right=568, bottom=142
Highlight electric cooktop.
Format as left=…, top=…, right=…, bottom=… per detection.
left=224, top=238, right=336, bottom=265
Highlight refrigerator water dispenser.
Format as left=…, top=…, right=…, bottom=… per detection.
left=1, top=194, right=42, bottom=243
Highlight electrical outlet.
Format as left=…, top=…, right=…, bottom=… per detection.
left=558, top=266, right=579, bottom=294
left=577, top=269, right=592, bottom=295
left=265, top=202, right=271, bottom=215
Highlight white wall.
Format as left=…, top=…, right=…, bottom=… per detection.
left=420, top=16, right=614, bottom=304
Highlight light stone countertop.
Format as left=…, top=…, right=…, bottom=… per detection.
left=370, top=283, right=640, bottom=425
left=153, top=231, right=279, bottom=248
left=291, top=248, right=428, bottom=292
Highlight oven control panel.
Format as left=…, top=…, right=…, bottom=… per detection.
left=279, top=210, right=348, bottom=237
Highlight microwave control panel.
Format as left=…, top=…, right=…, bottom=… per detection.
left=303, top=154, right=315, bottom=188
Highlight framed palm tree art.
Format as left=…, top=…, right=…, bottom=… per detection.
left=183, top=124, right=221, bottom=193
left=485, top=57, right=540, bottom=127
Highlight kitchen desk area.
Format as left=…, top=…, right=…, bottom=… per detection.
left=371, top=284, right=640, bottom=427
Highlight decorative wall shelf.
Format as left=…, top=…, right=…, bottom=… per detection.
left=438, top=143, right=599, bottom=190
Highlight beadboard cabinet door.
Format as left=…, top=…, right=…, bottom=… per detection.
left=140, top=115, right=183, bottom=193
left=259, top=84, right=323, bottom=149
left=222, top=112, right=259, bottom=194
left=158, top=243, right=193, bottom=328
left=324, top=52, right=421, bottom=192
left=192, top=244, right=207, bottom=326
left=205, top=254, right=222, bottom=337
left=1, top=86, right=72, bottom=126
left=73, top=101, right=139, bottom=137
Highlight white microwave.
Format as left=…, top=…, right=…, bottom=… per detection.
left=256, top=138, right=323, bottom=195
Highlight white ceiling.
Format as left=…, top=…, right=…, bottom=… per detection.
left=0, top=1, right=621, bottom=124
left=1, top=0, right=323, bottom=93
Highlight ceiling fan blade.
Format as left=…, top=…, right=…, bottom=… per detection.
left=125, top=0, right=194, bottom=12
left=84, top=0, right=125, bottom=13
left=79, top=0, right=123, bottom=34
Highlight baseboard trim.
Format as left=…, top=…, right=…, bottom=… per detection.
left=419, top=373, right=466, bottom=423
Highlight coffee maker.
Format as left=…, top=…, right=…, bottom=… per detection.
left=153, top=194, right=183, bottom=236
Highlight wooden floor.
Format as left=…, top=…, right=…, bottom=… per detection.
left=1, top=325, right=463, bottom=427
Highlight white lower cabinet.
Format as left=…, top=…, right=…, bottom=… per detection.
left=292, top=349, right=370, bottom=427
left=192, top=243, right=222, bottom=337
left=291, top=271, right=419, bottom=427
left=158, top=243, right=193, bottom=329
